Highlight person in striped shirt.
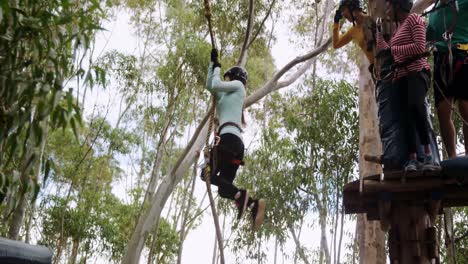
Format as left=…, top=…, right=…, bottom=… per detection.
left=376, top=0, right=440, bottom=171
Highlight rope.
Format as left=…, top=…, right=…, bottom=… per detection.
left=203, top=0, right=225, bottom=263
left=204, top=0, right=216, bottom=49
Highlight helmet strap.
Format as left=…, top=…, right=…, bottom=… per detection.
left=351, top=10, right=356, bottom=26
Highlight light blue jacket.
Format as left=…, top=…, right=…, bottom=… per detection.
left=206, top=62, right=245, bottom=139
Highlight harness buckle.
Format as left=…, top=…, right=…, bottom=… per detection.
left=456, top=43, right=468, bottom=52
left=442, top=32, right=453, bottom=42
left=214, top=135, right=221, bottom=146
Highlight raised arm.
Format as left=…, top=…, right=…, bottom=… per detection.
left=211, top=67, right=244, bottom=93
left=333, top=23, right=354, bottom=49
left=205, top=62, right=214, bottom=92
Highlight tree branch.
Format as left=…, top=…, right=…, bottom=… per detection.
left=246, top=0, right=277, bottom=50
left=289, top=226, right=312, bottom=264
left=245, top=37, right=331, bottom=106
left=411, top=0, right=436, bottom=14
left=237, top=0, right=255, bottom=67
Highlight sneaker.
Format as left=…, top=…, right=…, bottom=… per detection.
left=251, top=199, right=266, bottom=231
left=404, top=159, right=419, bottom=172
left=235, top=190, right=249, bottom=220
left=200, top=166, right=209, bottom=182
left=422, top=155, right=441, bottom=171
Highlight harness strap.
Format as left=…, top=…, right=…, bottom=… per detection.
left=436, top=51, right=466, bottom=87
left=214, top=144, right=245, bottom=166
left=378, top=51, right=432, bottom=81
left=456, top=43, right=468, bottom=52
left=217, top=122, right=243, bottom=135
left=394, top=51, right=432, bottom=69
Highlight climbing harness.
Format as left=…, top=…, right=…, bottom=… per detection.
left=202, top=123, right=245, bottom=182
left=379, top=51, right=432, bottom=81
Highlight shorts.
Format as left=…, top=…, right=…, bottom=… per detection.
left=433, top=52, right=468, bottom=106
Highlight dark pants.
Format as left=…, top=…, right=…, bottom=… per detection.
left=397, top=71, right=431, bottom=154
left=209, top=133, right=244, bottom=200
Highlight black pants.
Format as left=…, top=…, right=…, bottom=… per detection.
left=397, top=71, right=431, bottom=154
left=209, top=133, right=244, bottom=200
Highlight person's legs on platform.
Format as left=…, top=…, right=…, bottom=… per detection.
left=400, top=75, right=420, bottom=171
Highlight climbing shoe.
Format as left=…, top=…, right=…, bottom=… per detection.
left=422, top=155, right=441, bottom=171
left=200, top=166, right=209, bottom=182
left=235, top=190, right=249, bottom=220
left=404, top=159, right=419, bottom=172
left=251, top=199, right=266, bottom=231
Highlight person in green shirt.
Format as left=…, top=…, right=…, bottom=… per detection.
left=203, top=48, right=266, bottom=230
left=427, top=0, right=468, bottom=157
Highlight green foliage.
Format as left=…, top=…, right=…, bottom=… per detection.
left=146, top=218, right=180, bottom=264
left=0, top=0, right=110, bottom=217
left=230, top=78, right=359, bottom=262
left=38, top=119, right=140, bottom=262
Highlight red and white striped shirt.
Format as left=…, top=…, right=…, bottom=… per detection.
left=377, top=13, right=430, bottom=80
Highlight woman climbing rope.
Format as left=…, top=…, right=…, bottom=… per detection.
left=202, top=48, right=266, bottom=230
left=376, top=0, right=441, bottom=171
left=333, top=0, right=375, bottom=66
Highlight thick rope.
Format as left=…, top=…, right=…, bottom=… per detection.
left=203, top=0, right=225, bottom=263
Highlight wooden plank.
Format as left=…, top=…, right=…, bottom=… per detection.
left=344, top=186, right=468, bottom=215
left=344, top=178, right=457, bottom=194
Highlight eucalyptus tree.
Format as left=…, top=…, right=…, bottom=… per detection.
left=35, top=114, right=141, bottom=263
left=0, top=0, right=114, bottom=239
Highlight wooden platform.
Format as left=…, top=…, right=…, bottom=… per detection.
left=343, top=156, right=468, bottom=221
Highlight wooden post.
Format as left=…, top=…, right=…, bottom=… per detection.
left=389, top=203, right=433, bottom=264
left=357, top=34, right=437, bottom=263
left=357, top=52, right=386, bottom=264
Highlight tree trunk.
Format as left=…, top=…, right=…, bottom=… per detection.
left=337, top=206, right=345, bottom=264
left=211, top=233, right=218, bottom=264
left=289, top=226, right=311, bottom=264
left=388, top=204, right=432, bottom=263
left=54, top=235, right=67, bottom=264
left=319, top=212, right=331, bottom=264
left=25, top=203, right=34, bottom=243
left=8, top=194, right=28, bottom=240
left=444, top=208, right=456, bottom=264
left=176, top=159, right=198, bottom=264
left=147, top=233, right=156, bottom=264
left=356, top=53, right=386, bottom=264
left=8, top=117, right=49, bottom=240
left=69, top=238, right=80, bottom=264
left=274, top=237, right=278, bottom=264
